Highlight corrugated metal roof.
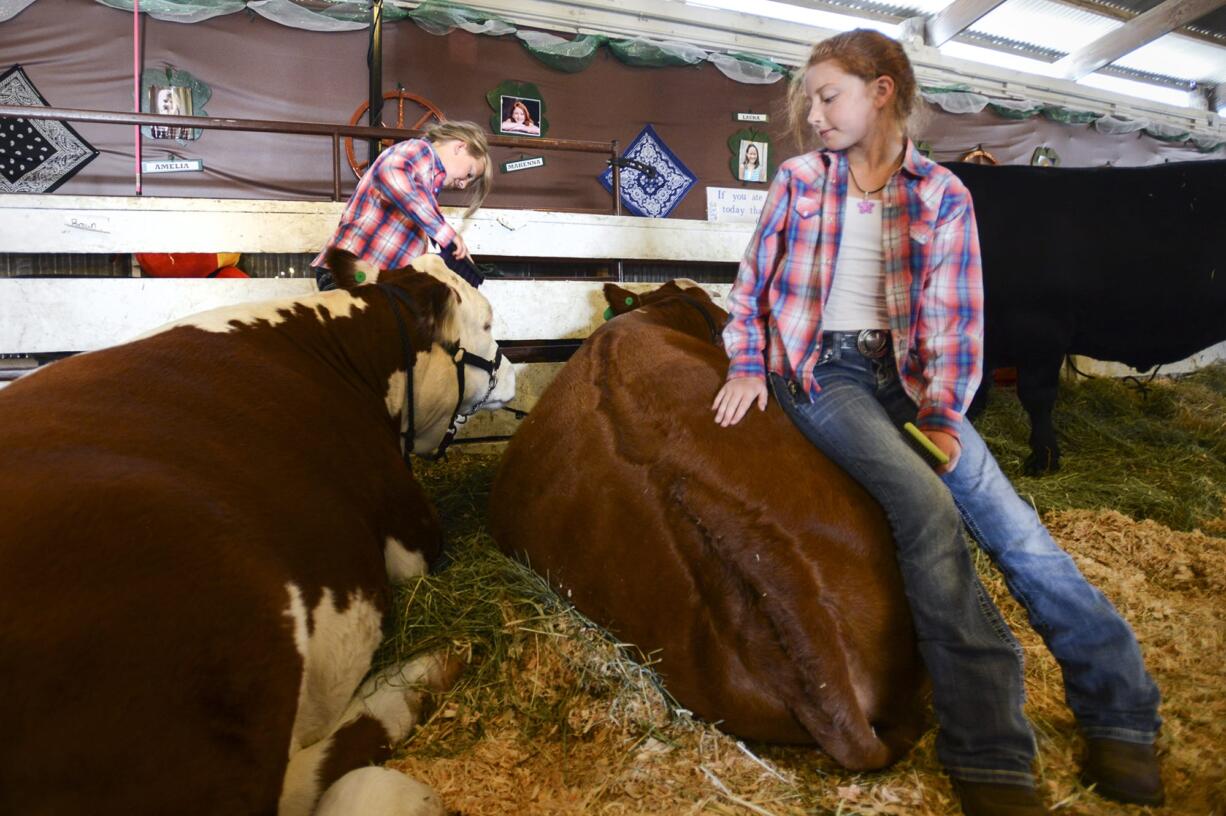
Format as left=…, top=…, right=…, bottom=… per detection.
left=685, top=0, right=901, bottom=34
left=1075, top=0, right=1226, bottom=42
left=967, top=0, right=1121, bottom=54
left=938, top=40, right=1062, bottom=75
left=1188, top=6, right=1226, bottom=42
left=830, top=0, right=952, bottom=13
left=688, top=0, right=1226, bottom=109
left=1111, top=32, right=1226, bottom=83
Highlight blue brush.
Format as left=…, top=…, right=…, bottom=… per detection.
left=438, top=242, right=485, bottom=288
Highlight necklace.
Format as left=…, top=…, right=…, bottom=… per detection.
left=847, top=164, right=889, bottom=197
left=847, top=146, right=907, bottom=200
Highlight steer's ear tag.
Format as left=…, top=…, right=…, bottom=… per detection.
left=624, top=296, right=635, bottom=307
left=354, top=271, right=367, bottom=284
left=603, top=307, right=614, bottom=321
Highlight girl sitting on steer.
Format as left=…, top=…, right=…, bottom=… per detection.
left=712, top=28, right=1163, bottom=816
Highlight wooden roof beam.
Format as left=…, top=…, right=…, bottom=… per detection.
left=924, top=0, right=1008, bottom=47
left=1053, top=0, right=1226, bottom=81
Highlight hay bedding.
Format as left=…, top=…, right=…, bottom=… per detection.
left=381, top=369, right=1225, bottom=816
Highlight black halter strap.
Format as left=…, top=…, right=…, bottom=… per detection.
left=673, top=290, right=724, bottom=347
left=430, top=344, right=504, bottom=460
left=376, top=282, right=504, bottom=466
left=377, top=284, right=421, bottom=470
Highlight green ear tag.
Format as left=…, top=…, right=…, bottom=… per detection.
left=603, top=307, right=614, bottom=321
left=354, top=271, right=367, bottom=284
left=624, top=296, right=635, bottom=306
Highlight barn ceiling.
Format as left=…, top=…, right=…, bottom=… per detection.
left=689, top=0, right=1226, bottom=111
left=3, top=0, right=1222, bottom=116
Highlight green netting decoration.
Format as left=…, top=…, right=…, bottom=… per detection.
left=1094, top=114, right=1150, bottom=135
left=1193, top=136, right=1225, bottom=153
left=95, top=0, right=245, bottom=22
left=1143, top=121, right=1192, bottom=143
left=405, top=0, right=513, bottom=37
left=986, top=98, right=1045, bottom=120
left=0, top=0, right=38, bottom=23
left=1041, top=105, right=1102, bottom=125
left=921, top=88, right=1044, bottom=121
left=708, top=52, right=788, bottom=84
left=516, top=30, right=607, bottom=73
left=608, top=37, right=706, bottom=68
left=311, top=0, right=395, bottom=25
left=923, top=90, right=989, bottom=115
left=249, top=0, right=372, bottom=29
left=917, top=84, right=1225, bottom=150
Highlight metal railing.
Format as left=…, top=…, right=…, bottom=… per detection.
left=0, top=105, right=623, bottom=210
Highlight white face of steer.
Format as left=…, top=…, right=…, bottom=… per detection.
left=405, top=255, right=516, bottom=453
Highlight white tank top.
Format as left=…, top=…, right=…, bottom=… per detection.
left=822, top=197, right=890, bottom=331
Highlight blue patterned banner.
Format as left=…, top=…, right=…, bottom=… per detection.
left=599, top=124, right=696, bottom=218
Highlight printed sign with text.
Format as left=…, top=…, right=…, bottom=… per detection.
left=706, top=187, right=768, bottom=224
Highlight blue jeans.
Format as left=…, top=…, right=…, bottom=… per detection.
left=769, top=332, right=1160, bottom=786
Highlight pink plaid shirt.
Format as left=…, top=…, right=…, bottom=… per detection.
left=313, top=139, right=456, bottom=272
left=723, top=142, right=984, bottom=438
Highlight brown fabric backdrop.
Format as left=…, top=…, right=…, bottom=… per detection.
left=1, top=0, right=1215, bottom=217
left=2, top=0, right=794, bottom=217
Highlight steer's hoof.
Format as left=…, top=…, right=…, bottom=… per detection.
left=427, top=648, right=468, bottom=693
left=1023, top=450, right=1060, bottom=476
left=316, top=766, right=445, bottom=816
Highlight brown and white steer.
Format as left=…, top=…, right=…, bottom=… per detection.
left=0, top=254, right=514, bottom=815
left=490, top=281, right=925, bottom=771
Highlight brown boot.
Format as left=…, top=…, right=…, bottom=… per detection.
left=952, top=779, right=1050, bottom=815
left=1081, top=737, right=1165, bottom=806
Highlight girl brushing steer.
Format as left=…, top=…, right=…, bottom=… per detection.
left=313, top=120, right=491, bottom=290
left=712, top=29, right=1163, bottom=816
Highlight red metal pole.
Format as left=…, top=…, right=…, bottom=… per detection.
left=133, top=0, right=142, bottom=195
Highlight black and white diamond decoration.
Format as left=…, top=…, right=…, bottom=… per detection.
left=0, top=65, right=98, bottom=193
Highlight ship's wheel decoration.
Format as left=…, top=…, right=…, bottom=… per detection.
left=960, top=144, right=999, bottom=165
left=344, top=88, right=445, bottom=179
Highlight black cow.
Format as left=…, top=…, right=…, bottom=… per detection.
left=948, top=159, right=1226, bottom=474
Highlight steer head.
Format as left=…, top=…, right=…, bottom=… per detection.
left=602, top=280, right=727, bottom=346
left=325, top=249, right=516, bottom=454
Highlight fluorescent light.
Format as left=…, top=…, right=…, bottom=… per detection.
left=684, top=0, right=900, bottom=36
left=967, top=0, right=1121, bottom=55
left=939, top=40, right=1062, bottom=77
left=1077, top=73, right=1197, bottom=109
left=1111, top=33, right=1226, bottom=87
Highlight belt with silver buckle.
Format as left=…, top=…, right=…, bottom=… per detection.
left=855, top=329, right=890, bottom=359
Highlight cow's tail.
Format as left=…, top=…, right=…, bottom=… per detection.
left=667, top=476, right=902, bottom=771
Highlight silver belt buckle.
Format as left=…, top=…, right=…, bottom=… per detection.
left=856, top=329, right=889, bottom=358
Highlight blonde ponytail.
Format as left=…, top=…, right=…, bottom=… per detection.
left=424, top=120, right=492, bottom=219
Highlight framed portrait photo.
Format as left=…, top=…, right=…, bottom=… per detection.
left=498, top=95, right=542, bottom=137
left=140, top=68, right=210, bottom=143
left=149, top=85, right=193, bottom=141
left=737, top=139, right=767, bottom=183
